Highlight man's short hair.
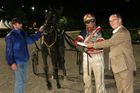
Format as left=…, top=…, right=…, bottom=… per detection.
left=11, top=18, right=22, bottom=24
left=111, top=14, right=122, bottom=19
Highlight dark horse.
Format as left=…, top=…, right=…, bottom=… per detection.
left=40, top=7, right=67, bottom=90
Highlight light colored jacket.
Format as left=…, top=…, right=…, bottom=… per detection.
left=94, top=26, right=136, bottom=73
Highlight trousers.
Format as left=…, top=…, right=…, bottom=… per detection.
left=114, top=70, right=134, bottom=93
left=83, top=52, right=106, bottom=93
left=14, top=62, right=28, bottom=93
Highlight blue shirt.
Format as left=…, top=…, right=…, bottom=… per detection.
left=5, top=29, right=42, bottom=65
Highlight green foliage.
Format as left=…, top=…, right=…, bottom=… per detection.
left=57, top=16, right=68, bottom=29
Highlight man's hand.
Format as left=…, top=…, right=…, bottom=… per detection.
left=86, top=38, right=104, bottom=48
left=38, top=25, right=45, bottom=32
left=74, top=40, right=78, bottom=47
left=86, top=43, right=94, bottom=48
left=11, top=63, right=17, bottom=71
left=96, top=38, right=104, bottom=42
left=73, top=36, right=84, bottom=47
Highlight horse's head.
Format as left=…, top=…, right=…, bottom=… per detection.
left=44, top=7, right=64, bottom=29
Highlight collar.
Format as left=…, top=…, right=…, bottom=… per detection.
left=13, top=28, right=22, bottom=33
left=112, top=25, right=122, bottom=34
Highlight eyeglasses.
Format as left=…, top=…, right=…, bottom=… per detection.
left=84, top=19, right=95, bottom=24
left=109, top=19, right=118, bottom=23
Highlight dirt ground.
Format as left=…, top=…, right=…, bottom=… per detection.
left=0, top=37, right=140, bottom=93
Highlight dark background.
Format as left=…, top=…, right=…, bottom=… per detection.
left=0, top=0, right=140, bottom=43
left=0, top=0, right=140, bottom=29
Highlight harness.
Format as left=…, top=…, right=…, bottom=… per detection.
left=41, top=26, right=58, bottom=55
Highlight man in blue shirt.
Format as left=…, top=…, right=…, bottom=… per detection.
left=5, top=18, right=44, bottom=93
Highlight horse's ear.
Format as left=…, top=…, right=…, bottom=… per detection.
left=45, top=6, right=53, bottom=19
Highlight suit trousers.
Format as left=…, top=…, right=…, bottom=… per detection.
left=83, top=52, right=106, bottom=93
left=114, top=70, right=134, bottom=93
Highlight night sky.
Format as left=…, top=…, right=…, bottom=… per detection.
left=1, top=0, right=139, bottom=14
left=1, top=0, right=140, bottom=27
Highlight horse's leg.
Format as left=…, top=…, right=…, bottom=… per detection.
left=44, top=68, right=52, bottom=90
left=51, top=48, right=61, bottom=89
left=58, top=46, right=67, bottom=77
left=41, top=45, right=52, bottom=90
left=58, top=37, right=67, bottom=77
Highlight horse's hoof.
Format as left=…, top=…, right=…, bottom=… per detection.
left=47, top=82, right=52, bottom=90
left=57, top=83, right=61, bottom=89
